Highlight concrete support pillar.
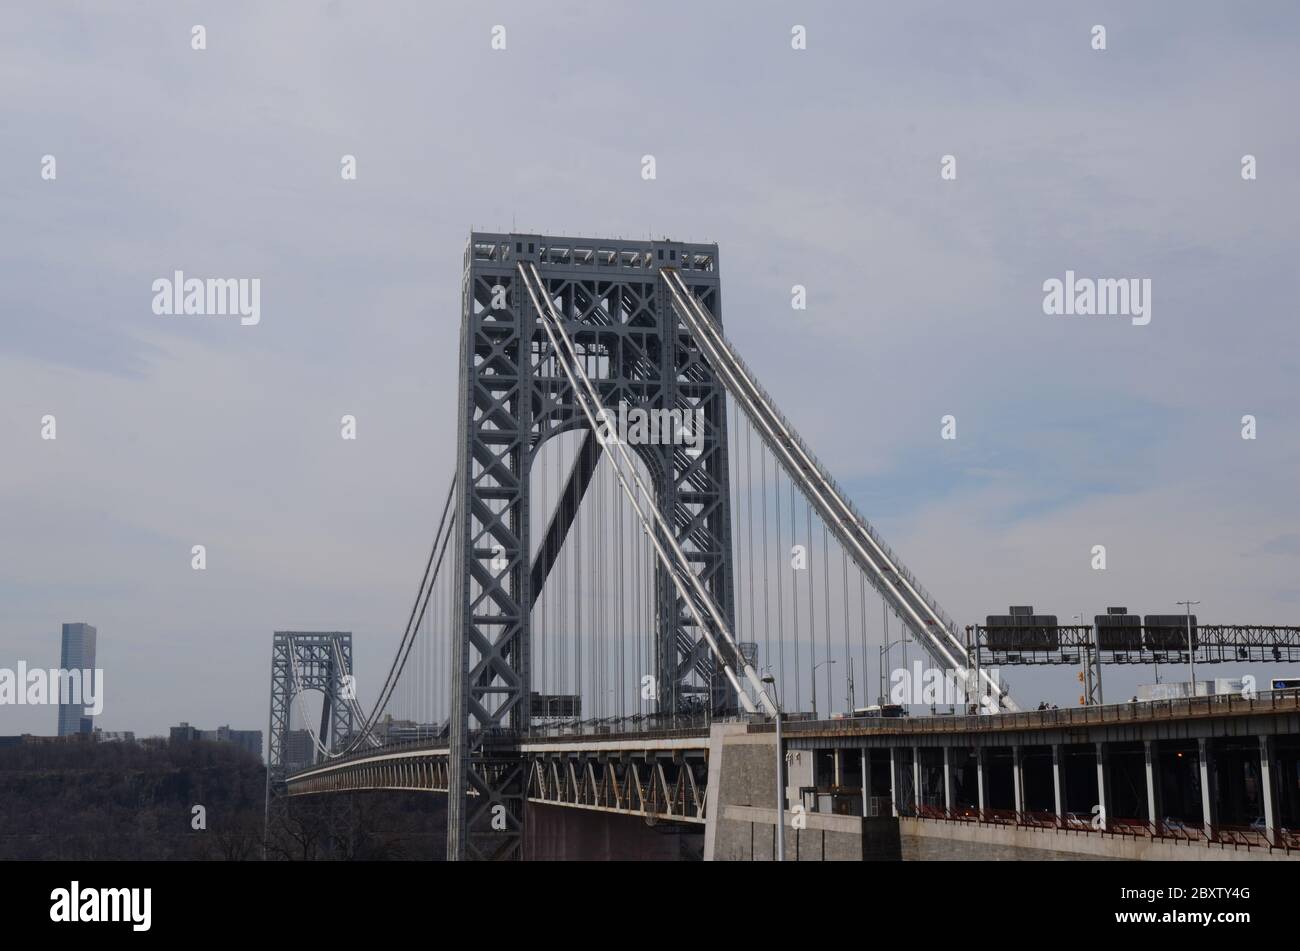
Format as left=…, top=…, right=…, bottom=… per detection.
left=860, top=747, right=872, bottom=817
left=1198, top=737, right=1218, bottom=838
left=912, top=745, right=922, bottom=812
left=832, top=749, right=843, bottom=787
left=1259, top=735, right=1279, bottom=846
left=942, top=746, right=954, bottom=814
left=1051, top=744, right=1065, bottom=826
left=1095, top=742, right=1111, bottom=832
left=1011, top=745, right=1025, bottom=817
left=1144, top=740, right=1163, bottom=830
left=889, top=747, right=900, bottom=817
left=975, top=746, right=987, bottom=818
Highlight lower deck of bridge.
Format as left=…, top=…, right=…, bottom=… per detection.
left=796, top=735, right=1300, bottom=840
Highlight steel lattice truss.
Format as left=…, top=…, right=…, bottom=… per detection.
left=449, top=234, right=737, bottom=860
left=285, top=744, right=707, bottom=825
left=970, top=624, right=1300, bottom=665
left=526, top=751, right=707, bottom=823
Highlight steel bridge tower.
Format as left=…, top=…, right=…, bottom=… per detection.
left=449, top=233, right=738, bottom=860
left=265, top=631, right=356, bottom=790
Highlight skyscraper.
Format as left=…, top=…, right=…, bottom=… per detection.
left=57, top=622, right=97, bottom=736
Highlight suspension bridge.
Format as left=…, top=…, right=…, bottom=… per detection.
left=265, top=232, right=1300, bottom=862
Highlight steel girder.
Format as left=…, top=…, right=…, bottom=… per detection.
left=448, top=233, right=736, bottom=861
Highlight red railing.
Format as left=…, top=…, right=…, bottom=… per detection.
left=904, top=808, right=1298, bottom=853
left=980, top=807, right=1018, bottom=826
left=1213, top=824, right=1271, bottom=849
left=1108, top=816, right=1152, bottom=838
left=1152, top=818, right=1206, bottom=842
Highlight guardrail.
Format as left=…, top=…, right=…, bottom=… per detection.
left=751, top=688, right=1300, bottom=737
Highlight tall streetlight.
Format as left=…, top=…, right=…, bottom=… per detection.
left=811, top=659, right=836, bottom=719
left=762, top=674, right=785, bottom=862
left=879, top=639, right=907, bottom=706
left=1177, top=600, right=1200, bottom=696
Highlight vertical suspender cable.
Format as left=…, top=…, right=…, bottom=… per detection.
left=775, top=456, right=785, bottom=690
left=791, top=481, right=800, bottom=713
left=760, top=441, right=771, bottom=667
left=745, top=418, right=756, bottom=668
left=806, top=499, right=816, bottom=712
left=842, top=546, right=851, bottom=710
left=823, top=518, right=832, bottom=715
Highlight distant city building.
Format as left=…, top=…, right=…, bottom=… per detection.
left=282, top=729, right=314, bottom=770
left=377, top=714, right=417, bottom=736
left=169, top=722, right=263, bottom=760
left=376, top=714, right=442, bottom=744
left=0, top=733, right=86, bottom=747
left=93, top=729, right=136, bottom=743
left=57, top=623, right=97, bottom=737
left=169, top=722, right=198, bottom=743
left=210, top=725, right=262, bottom=759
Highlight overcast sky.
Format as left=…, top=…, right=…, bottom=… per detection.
left=2, top=1, right=1298, bottom=736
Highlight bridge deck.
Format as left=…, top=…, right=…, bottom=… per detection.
left=756, top=689, right=1300, bottom=741
left=287, top=689, right=1300, bottom=782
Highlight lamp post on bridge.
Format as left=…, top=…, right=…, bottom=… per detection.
left=762, top=674, right=785, bottom=862
left=878, top=640, right=906, bottom=707
left=811, top=659, right=835, bottom=719
left=847, top=657, right=856, bottom=713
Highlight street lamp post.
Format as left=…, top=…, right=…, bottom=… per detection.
left=762, top=675, right=785, bottom=862
left=812, top=659, right=836, bottom=719
left=1177, top=600, right=1201, bottom=697
left=878, top=639, right=907, bottom=707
